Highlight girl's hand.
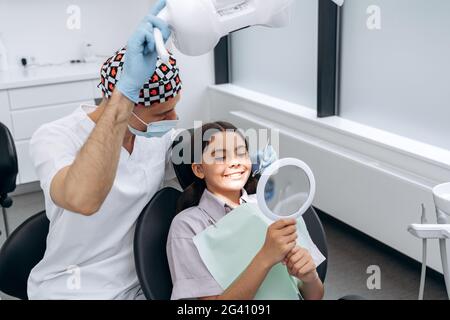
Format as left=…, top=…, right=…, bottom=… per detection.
left=285, top=246, right=319, bottom=283
left=259, top=219, right=297, bottom=267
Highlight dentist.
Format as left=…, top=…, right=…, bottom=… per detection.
left=27, top=0, right=180, bottom=299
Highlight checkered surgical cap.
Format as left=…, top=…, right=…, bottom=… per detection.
left=98, top=47, right=182, bottom=107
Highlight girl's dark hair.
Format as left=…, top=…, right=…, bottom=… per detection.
left=176, top=121, right=259, bottom=214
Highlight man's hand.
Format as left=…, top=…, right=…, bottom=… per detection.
left=116, top=0, right=171, bottom=103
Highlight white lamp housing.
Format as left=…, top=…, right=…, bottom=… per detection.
left=154, top=0, right=344, bottom=63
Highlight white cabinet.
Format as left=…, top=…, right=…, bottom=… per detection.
left=15, top=140, right=37, bottom=184
left=91, top=80, right=103, bottom=100
left=0, top=90, right=12, bottom=130
left=9, top=81, right=94, bottom=110
left=11, top=102, right=86, bottom=140
left=0, top=70, right=99, bottom=185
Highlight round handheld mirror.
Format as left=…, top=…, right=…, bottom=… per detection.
left=256, top=158, right=316, bottom=221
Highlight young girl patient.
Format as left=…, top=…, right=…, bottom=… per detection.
left=166, top=122, right=324, bottom=300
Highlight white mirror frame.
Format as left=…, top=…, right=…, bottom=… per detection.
left=256, top=158, right=316, bottom=221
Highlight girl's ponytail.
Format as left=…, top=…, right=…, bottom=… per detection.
left=176, top=178, right=206, bottom=214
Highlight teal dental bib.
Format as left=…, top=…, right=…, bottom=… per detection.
left=193, top=203, right=324, bottom=300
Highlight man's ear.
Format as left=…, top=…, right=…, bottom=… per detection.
left=192, top=164, right=205, bottom=179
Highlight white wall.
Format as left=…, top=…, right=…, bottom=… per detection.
left=0, top=0, right=214, bottom=126
left=173, top=50, right=214, bottom=127
left=339, top=0, right=450, bottom=151
left=0, top=0, right=152, bottom=66
left=231, top=0, right=318, bottom=109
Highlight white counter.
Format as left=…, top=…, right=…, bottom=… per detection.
left=0, top=62, right=100, bottom=90
left=0, top=62, right=102, bottom=185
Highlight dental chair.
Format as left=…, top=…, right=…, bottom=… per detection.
left=0, top=122, right=18, bottom=238
left=134, top=129, right=345, bottom=300
left=0, top=122, right=49, bottom=300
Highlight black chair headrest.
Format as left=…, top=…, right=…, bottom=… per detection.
left=0, top=123, right=18, bottom=198
left=171, top=129, right=196, bottom=190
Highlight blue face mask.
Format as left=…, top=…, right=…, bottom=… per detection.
left=128, top=112, right=179, bottom=138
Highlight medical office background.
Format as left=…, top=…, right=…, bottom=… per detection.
left=1, top=0, right=450, bottom=300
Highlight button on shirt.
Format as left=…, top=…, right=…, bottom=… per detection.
left=167, top=188, right=254, bottom=300
left=28, top=105, right=177, bottom=300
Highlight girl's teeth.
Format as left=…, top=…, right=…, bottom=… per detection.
left=227, top=173, right=242, bottom=178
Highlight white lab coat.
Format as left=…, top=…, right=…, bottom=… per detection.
left=27, top=104, right=177, bottom=300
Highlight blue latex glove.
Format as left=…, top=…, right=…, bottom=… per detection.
left=116, top=0, right=171, bottom=103
left=251, top=144, right=278, bottom=177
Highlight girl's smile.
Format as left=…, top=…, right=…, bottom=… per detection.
left=223, top=171, right=246, bottom=180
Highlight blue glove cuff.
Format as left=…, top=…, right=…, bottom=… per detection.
left=116, top=80, right=141, bottom=104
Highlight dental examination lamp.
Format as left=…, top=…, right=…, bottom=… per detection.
left=154, top=0, right=345, bottom=63
left=408, top=183, right=450, bottom=300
